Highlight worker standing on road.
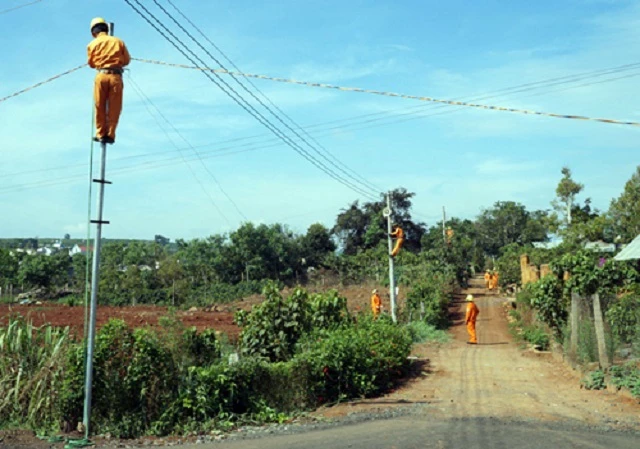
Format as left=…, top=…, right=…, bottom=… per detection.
left=465, top=294, right=479, bottom=344
left=484, top=270, right=491, bottom=289
left=88, top=17, right=130, bottom=144
left=371, top=289, right=382, bottom=318
left=390, top=225, right=404, bottom=257
left=491, top=271, right=500, bottom=290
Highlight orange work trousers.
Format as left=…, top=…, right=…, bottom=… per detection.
left=391, top=238, right=404, bottom=257
left=94, top=72, right=124, bottom=140
left=467, top=320, right=477, bottom=343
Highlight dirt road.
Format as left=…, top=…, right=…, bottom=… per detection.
left=319, top=291, right=639, bottom=427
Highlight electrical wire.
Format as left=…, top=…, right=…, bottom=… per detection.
left=124, top=0, right=379, bottom=201
left=127, top=73, right=248, bottom=222
left=132, top=56, right=640, bottom=128
left=5, top=47, right=640, bottom=192
left=0, top=0, right=42, bottom=15
left=164, top=0, right=384, bottom=195
left=126, top=73, right=234, bottom=227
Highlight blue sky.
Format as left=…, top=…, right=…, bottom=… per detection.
left=1, top=0, right=638, bottom=240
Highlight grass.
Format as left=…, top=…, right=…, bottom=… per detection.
left=0, top=317, right=71, bottom=431
left=405, top=321, right=450, bottom=344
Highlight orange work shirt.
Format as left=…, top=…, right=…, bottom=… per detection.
left=371, top=293, right=381, bottom=310
left=391, top=227, right=404, bottom=239
left=465, top=302, right=479, bottom=323
left=87, top=33, right=131, bottom=69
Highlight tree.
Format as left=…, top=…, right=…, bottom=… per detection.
left=154, top=234, right=170, bottom=246
left=553, top=166, right=583, bottom=226
left=301, top=223, right=336, bottom=267
left=475, top=201, right=548, bottom=256
left=332, top=201, right=369, bottom=255
left=0, top=249, right=19, bottom=285
left=17, top=253, right=70, bottom=290
left=609, top=166, right=640, bottom=243
left=332, top=188, right=425, bottom=255
left=64, top=233, right=71, bottom=240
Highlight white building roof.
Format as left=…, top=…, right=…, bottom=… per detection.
left=614, top=235, right=640, bottom=261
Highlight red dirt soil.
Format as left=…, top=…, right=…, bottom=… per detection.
left=0, top=282, right=403, bottom=341
left=0, top=303, right=241, bottom=340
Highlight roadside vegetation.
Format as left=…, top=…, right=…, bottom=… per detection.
left=2, top=165, right=640, bottom=437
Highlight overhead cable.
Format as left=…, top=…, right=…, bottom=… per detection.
left=164, top=0, right=384, bottom=195
left=123, top=0, right=379, bottom=201
left=131, top=57, right=640, bottom=128
left=129, top=74, right=249, bottom=226
left=0, top=64, right=85, bottom=104
left=127, top=74, right=240, bottom=226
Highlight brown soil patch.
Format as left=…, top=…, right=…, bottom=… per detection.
left=0, top=303, right=240, bottom=341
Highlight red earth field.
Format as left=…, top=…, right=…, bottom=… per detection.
left=0, top=282, right=400, bottom=341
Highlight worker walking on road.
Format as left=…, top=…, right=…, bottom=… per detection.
left=390, top=224, right=404, bottom=257
left=371, top=289, right=382, bottom=318
left=490, top=271, right=499, bottom=291
left=87, top=17, right=130, bottom=144
left=465, top=294, right=479, bottom=344
left=484, top=270, right=491, bottom=289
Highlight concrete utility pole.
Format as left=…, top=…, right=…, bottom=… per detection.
left=82, top=21, right=114, bottom=439
left=385, top=193, right=397, bottom=323
left=442, top=206, right=446, bottom=245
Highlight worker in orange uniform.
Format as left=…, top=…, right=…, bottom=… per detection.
left=390, top=225, right=404, bottom=257
left=371, top=289, right=382, bottom=318
left=484, top=270, right=491, bottom=289
left=446, top=227, right=454, bottom=245
left=87, top=17, right=130, bottom=144
left=465, top=294, right=479, bottom=344
left=490, top=271, right=499, bottom=290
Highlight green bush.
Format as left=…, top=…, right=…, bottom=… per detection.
left=610, top=363, right=640, bottom=398
left=582, top=369, right=606, bottom=390
left=522, top=325, right=550, bottom=350
left=524, top=275, right=567, bottom=338
left=61, top=320, right=179, bottom=437
left=405, top=321, right=450, bottom=344
left=236, top=283, right=351, bottom=362
left=405, top=273, right=452, bottom=328
left=606, top=292, right=640, bottom=345
left=155, top=358, right=312, bottom=434
left=295, top=315, right=412, bottom=403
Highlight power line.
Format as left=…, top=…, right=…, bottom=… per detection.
left=164, top=0, right=384, bottom=195
left=123, top=0, right=378, bottom=201
left=0, top=0, right=42, bottom=15
left=5, top=62, right=640, bottom=192
left=5, top=54, right=640, bottom=191
left=151, top=0, right=382, bottom=198
left=132, top=57, right=640, bottom=128
left=0, top=64, right=85, bottom=104
left=127, top=73, right=248, bottom=222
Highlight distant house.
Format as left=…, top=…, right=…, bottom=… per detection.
left=36, top=247, right=55, bottom=256
left=70, top=244, right=93, bottom=256
left=584, top=241, right=616, bottom=253
left=532, top=241, right=561, bottom=250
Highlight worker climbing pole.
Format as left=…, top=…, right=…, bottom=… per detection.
left=82, top=17, right=130, bottom=443
left=390, top=223, right=404, bottom=258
